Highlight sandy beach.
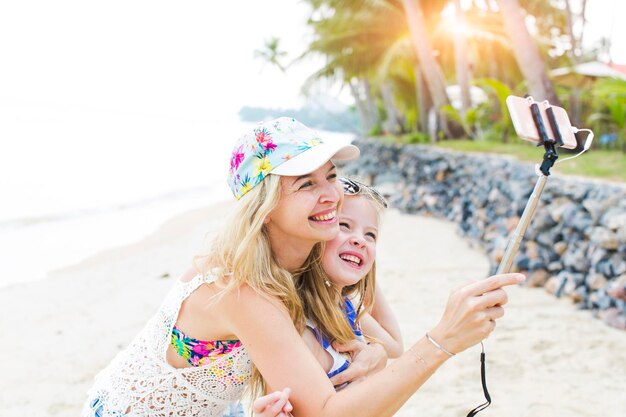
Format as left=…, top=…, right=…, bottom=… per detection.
left=1, top=201, right=625, bottom=417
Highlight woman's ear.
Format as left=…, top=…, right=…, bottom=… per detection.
left=263, top=216, right=271, bottom=224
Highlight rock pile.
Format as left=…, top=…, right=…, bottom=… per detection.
left=343, top=139, right=626, bottom=330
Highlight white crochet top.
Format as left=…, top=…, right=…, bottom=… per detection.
left=82, top=274, right=252, bottom=417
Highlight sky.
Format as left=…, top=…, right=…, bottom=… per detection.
left=582, top=0, right=626, bottom=64
left=0, top=1, right=624, bottom=124
left=0, top=1, right=320, bottom=123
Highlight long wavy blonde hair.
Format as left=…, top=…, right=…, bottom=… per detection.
left=194, top=174, right=323, bottom=401
left=295, top=190, right=387, bottom=348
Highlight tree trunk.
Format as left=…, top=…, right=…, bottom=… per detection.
left=579, top=0, right=588, bottom=50
left=362, top=79, right=379, bottom=131
left=564, top=0, right=582, bottom=125
left=401, top=0, right=450, bottom=126
left=349, top=80, right=373, bottom=134
left=500, top=0, right=561, bottom=105
left=488, top=44, right=498, bottom=79
left=380, top=82, right=403, bottom=135
left=453, top=0, right=471, bottom=116
left=415, top=65, right=432, bottom=133
left=564, top=0, right=578, bottom=60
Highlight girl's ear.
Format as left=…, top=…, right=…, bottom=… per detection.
left=263, top=216, right=271, bottom=224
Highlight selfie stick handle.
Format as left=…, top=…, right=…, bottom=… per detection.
left=496, top=173, right=547, bottom=274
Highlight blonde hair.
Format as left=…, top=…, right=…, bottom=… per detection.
left=194, top=174, right=317, bottom=401
left=296, top=189, right=386, bottom=348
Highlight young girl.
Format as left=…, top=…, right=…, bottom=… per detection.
left=83, top=117, right=523, bottom=417
left=298, top=178, right=403, bottom=389
left=253, top=179, right=400, bottom=415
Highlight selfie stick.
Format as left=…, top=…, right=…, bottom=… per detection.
left=496, top=98, right=558, bottom=275
left=469, top=99, right=559, bottom=416
left=470, top=98, right=592, bottom=417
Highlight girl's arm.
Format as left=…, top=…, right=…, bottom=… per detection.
left=360, top=285, right=404, bottom=358
left=301, top=327, right=333, bottom=374
left=253, top=388, right=293, bottom=417
left=223, top=273, right=522, bottom=417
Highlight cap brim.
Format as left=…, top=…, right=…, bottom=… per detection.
left=270, top=141, right=360, bottom=176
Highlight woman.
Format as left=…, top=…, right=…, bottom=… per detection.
left=83, top=117, right=523, bottom=417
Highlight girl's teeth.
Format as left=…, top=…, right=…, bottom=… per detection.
left=340, top=254, right=361, bottom=265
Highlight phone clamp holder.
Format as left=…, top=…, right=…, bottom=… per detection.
left=529, top=101, right=559, bottom=176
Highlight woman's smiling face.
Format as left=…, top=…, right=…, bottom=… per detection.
left=266, top=161, right=344, bottom=247
left=321, top=195, right=378, bottom=289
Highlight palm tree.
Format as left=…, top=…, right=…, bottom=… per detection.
left=253, top=37, right=288, bottom=72
left=401, top=0, right=450, bottom=111
left=499, top=0, right=561, bottom=105
left=302, top=0, right=410, bottom=134
left=564, top=0, right=588, bottom=124
left=452, top=0, right=471, bottom=116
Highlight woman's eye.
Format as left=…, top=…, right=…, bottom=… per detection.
left=327, top=172, right=337, bottom=181
left=298, top=181, right=313, bottom=190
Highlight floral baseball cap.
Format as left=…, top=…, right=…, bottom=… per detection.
left=227, top=117, right=359, bottom=200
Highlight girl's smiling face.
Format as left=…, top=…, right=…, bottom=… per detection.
left=321, top=195, right=378, bottom=289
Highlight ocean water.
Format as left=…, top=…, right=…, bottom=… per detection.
left=0, top=0, right=352, bottom=289
left=0, top=103, right=353, bottom=288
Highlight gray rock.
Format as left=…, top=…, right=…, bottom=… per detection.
left=373, top=171, right=402, bottom=187
left=532, top=210, right=558, bottom=232
left=536, top=227, right=562, bottom=248
left=608, top=254, right=626, bottom=276
left=562, top=182, right=590, bottom=201
left=589, top=227, right=620, bottom=250
left=527, top=269, right=551, bottom=287
left=582, top=196, right=619, bottom=223
left=573, top=285, right=588, bottom=303
left=549, top=197, right=578, bottom=222
left=586, top=273, right=609, bottom=290
left=545, top=276, right=561, bottom=295
left=592, top=290, right=615, bottom=310
left=547, top=261, right=564, bottom=272
left=554, top=241, right=568, bottom=255
left=595, top=254, right=626, bottom=278
left=588, top=246, right=609, bottom=266
left=601, top=207, right=626, bottom=229
left=562, top=241, right=591, bottom=272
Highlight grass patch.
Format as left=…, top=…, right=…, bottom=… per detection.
left=433, top=140, right=626, bottom=183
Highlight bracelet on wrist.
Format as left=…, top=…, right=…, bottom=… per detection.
left=425, top=333, right=456, bottom=357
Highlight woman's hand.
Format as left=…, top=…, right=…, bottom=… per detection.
left=328, top=340, right=387, bottom=387
left=253, top=388, right=293, bottom=417
left=428, top=273, right=525, bottom=355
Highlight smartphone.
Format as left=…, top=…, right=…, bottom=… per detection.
left=506, top=95, right=577, bottom=149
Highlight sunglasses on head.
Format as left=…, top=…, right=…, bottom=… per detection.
left=338, top=177, right=388, bottom=208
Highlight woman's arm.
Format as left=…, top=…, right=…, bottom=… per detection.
left=361, top=285, right=404, bottom=358
left=223, top=273, right=523, bottom=417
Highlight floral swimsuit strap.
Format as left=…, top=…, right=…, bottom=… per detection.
left=170, top=325, right=242, bottom=367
